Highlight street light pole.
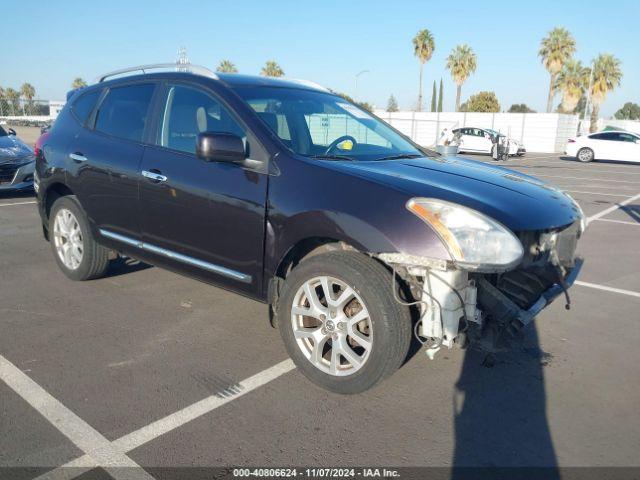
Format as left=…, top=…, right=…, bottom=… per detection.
left=354, top=70, right=370, bottom=99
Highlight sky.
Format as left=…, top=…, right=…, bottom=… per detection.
left=3, top=0, right=639, bottom=117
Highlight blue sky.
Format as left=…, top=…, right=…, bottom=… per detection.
left=3, top=0, right=638, bottom=116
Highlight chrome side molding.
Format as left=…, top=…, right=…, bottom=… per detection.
left=99, top=229, right=251, bottom=283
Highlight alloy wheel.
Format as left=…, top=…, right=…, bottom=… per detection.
left=53, top=208, right=84, bottom=270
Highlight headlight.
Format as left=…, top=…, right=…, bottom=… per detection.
left=406, top=198, right=524, bottom=271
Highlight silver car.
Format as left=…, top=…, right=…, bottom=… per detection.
left=0, top=125, right=35, bottom=191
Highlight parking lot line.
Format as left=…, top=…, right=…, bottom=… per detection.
left=0, top=354, right=154, bottom=480
left=587, top=192, right=640, bottom=224
left=575, top=281, right=640, bottom=299
left=593, top=218, right=640, bottom=226
left=529, top=174, right=640, bottom=185
left=37, top=359, right=296, bottom=480
left=0, top=200, right=37, bottom=207
left=560, top=190, right=633, bottom=198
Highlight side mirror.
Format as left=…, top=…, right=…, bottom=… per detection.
left=8, top=128, right=16, bottom=136
left=196, top=132, right=246, bottom=163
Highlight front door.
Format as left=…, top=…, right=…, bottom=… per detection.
left=139, top=83, right=268, bottom=296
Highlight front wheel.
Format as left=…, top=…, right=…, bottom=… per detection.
left=277, top=251, right=412, bottom=394
left=577, top=147, right=594, bottom=163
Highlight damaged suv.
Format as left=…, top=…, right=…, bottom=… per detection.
left=36, top=65, right=584, bottom=393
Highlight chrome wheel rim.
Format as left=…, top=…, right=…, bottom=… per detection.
left=578, top=149, right=592, bottom=162
left=291, top=276, right=372, bottom=377
left=53, top=208, right=83, bottom=270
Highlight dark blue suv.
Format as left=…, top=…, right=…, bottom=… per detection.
left=36, top=64, right=584, bottom=393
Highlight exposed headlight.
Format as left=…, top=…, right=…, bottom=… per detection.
left=406, top=198, right=524, bottom=271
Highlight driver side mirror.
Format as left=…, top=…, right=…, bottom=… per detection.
left=196, top=132, right=246, bottom=163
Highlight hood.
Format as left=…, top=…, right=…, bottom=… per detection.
left=0, top=135, right=34, bottom=163
left=325, top=155, right=580, bottom=231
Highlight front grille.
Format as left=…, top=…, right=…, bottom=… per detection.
left=0, top=164, right=19, bottom=184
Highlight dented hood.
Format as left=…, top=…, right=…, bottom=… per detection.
left=328, top=155, right=581, bottom=231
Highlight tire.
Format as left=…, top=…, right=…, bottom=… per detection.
left=577, top=147, right=594, bottom=163
left=277, top=251, right=412, bottom=394
left=49, top=195, right=110, bottom=281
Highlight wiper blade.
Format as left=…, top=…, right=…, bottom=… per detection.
left=376, top=153, right=423, bottom=161
left=308, top=154, right=356, bottom=161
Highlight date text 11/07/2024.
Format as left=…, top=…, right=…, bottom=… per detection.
left=232, top=468, right=401, bottom=478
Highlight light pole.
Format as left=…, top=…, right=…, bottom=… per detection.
left=354, top=70, right=370, bottom=99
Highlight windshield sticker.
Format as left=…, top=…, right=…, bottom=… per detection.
left=337, top=102, right=370, bottom=119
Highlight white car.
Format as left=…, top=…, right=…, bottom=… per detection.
left=566, top=130, right=640, bottom=163
left=453, top=127, right=525, bottom=157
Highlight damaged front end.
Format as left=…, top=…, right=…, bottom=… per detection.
left=378, top=199, right=584, bottom=357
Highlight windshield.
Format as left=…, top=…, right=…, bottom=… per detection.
left=232, top=86, right=425, bottom=160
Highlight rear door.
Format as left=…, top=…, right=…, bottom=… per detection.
left=138, top=82, right=269, bottom=297
left=68, top=82, right=157, bottom=239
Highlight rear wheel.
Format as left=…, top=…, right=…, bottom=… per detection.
left=49, top=196, right=110, bottom=281
left=277, top=251, right=411, bottom=394
left=577, top=147, right=594, bottom=163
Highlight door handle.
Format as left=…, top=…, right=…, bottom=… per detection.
left=141, top=170, right=168, bottom=182
left=69, top=153, right=88, bottom=162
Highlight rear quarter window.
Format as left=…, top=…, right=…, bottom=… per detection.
left=94, top=83, right=155, bottom=143
left=71, top=90, right=101, bottom=125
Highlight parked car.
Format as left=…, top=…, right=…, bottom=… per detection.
left=0, top=125, right=35, bottom=192
left=36, top=65, right=584, bottom=393
left=453, top=127, right=526, bottom=157
left=566, top=130, right=640, bottom=163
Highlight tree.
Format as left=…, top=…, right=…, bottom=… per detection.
left=539, top=27, right=576, bottom=113
left=0, top=86, right=5, bottom=116
left=5, top=87, right=20, bottom=115
left=430, top=80, right=437, bottom=112
left=614, top=102, right=640, bottom=120
left=438, top=78, right=443, bottom=112
left=460, top=91, right=500, bottom=113
left=412, top=29, right=435, bottom=111
left=508, top=103, right=536, bottom=113
left=555, top=59, right=589, bottom=113
left=216, top=60, right=238, bottom=73
left=446, top=44, right=477, bottom=112
left=589, top=54, right=623, bottom=132
left=71, top=78, right=87, bottom=90
left=260, top=60, right=284, bottom=77
left=20, top=83, right=36, bottom=115
left=386, top=94, right=399, bottom=112
left=334, top=92, right=373, bottom=112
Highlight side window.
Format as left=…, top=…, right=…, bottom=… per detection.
left=159, top=85, right=245, bottom=154
left=94, top=84, right=155, bottom=142
left=589, top=133, right=605, bottom=140
left=71, top=90, right=101, bottom=125
left=618, top=133, right=636, bottom=143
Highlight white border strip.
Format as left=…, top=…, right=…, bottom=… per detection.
left=575, top=281, right=640, bottom=299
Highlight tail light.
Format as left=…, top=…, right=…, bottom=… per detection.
left=567, top=138, right=576, bottom=143
left=34, top=132, right=50, bottom=158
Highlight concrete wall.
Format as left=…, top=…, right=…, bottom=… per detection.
left=374, top=110, right=581, bottom=153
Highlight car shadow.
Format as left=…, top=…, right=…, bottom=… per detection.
left=559, top=155, right=640, bottom=166
left=0, top=189, right=35, bottom=201
left=451, top=324, right=559, bottom=479
left=104, top=256, right=153, bottom=278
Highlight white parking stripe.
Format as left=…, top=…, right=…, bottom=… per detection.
left=0, top=200, right=37, bottom=207
left=587, top=192, right=640, bottom=224
left=576, top=281, right=640, bottom=299
left=561, top=190, right=633, bottom=198
left=529, top=174, right=640, bottom=185
left=36, top=359, right=296, bottom=480
left=593, top=218, right=640, bottom=226
left=0, top=355, right=154, bottom=480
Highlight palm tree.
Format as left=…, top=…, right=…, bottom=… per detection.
left=217, top=60, right=238, bottom=73
left=260, top=60, right=284, bottom=77
left=412, top=29, right=435, bottom=111
left=555, top=60, right=589, bottom=113
left=446, top=44, right=477, bottom=112
left=539, top=27, right=576, bottom=113
left=5, top=87, right=20, bottom=116
left=72, top=78, right=87, bottom=89
left=20, top=83, right=36, bottom=115
left=588, top=54, right=623, bottom=132
left=0, top=86, right=5, bottom=116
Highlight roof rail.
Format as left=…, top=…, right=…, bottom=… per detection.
left=94, top=63, right=219, bottom=83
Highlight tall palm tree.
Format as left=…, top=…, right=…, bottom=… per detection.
left=0, top=86, right=5, bottom=116
left=260, top=60, right=284, bottom=77
left=446, top=44, right=477, bottom=112
left=72, top=78, right=87, bottom=89
left=412, top=29, right=435, bottom=111
left=589, top=54, right=623, bottom=132
left=539, top=27, right=576, bottom=113
left=555, top=60, right=589, bottom=113
left=217, top=60, right=238, bottom=73
left=20, top=83, right=36, bottom=115
left=5, top=87, right=20, bottom=116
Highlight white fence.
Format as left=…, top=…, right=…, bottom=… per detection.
left=374, top=110, right=581, bottom=153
